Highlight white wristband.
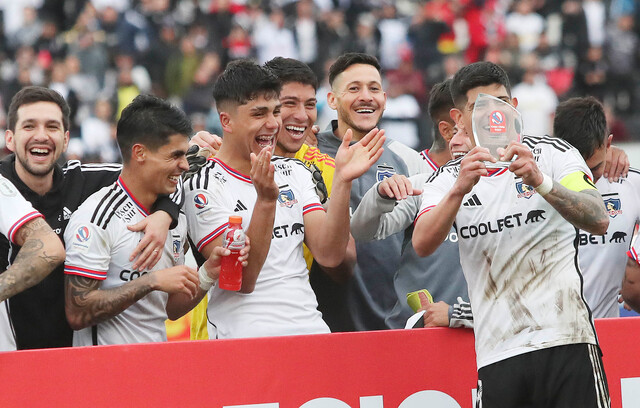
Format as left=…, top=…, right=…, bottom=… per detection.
left=535, top=173, right=553, bottom=196
left=198, top=263, right=216, bottom=291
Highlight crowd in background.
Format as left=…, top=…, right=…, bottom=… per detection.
left=1, top=0, right=639, bottom=160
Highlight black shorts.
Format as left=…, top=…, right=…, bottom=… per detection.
left=476, top=343, right=610, bottom=408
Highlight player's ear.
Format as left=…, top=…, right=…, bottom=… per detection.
left=449, top=108, right=463, bottom=127
left=439, top=120, right=455, bottom=143
left=131, top=144, right=146, bottom=162
left=219, top=112, right=232, bottom=134
left=327, top=91, right=337, bottom=110
left=5, top=130, right=15, bottom=152
left=510, top=97, right=518, bottom=109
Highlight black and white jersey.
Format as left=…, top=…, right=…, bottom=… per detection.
left=184, top=157, right=330, bottom=339
left=0, top=155, right=181, bottom=350
left=580, top=169, right=640, bottom=317
left=417, top=135, right=597, bottom=369
left=64, top=177, right=187, bottom=346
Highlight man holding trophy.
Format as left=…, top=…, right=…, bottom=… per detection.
left=412, top=62, right=611, bottom=408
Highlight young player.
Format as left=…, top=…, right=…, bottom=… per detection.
left=63, top=95, right=240, bottom=345
left=184, top=60, right=384, bottom=339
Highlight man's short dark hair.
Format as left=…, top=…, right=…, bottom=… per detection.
left=8, top=86, right=71, bottom=132
left=212, top=59, right=281, bottom=111
left=328, top=52, right=381, bottom=87
left=450, top=62, right=512, bottom=108
left=428, top=79, right=454, bottom=150
left=553, top=96, right=607, bottom=160
left=117, top=94, right=192, bottom=163
left=264, top=57, right=318, bottom=90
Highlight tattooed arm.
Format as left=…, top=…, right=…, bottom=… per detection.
left=541, top=185, right=608, bottom=234
left=0, top=218, right=65, bottom=302
left=499, top=142, right=609, bottom=235
left=65, top=265, right=199, bottom=330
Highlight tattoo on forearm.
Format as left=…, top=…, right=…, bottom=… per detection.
left=0, top=220, right=63, bottom=302
left=544, top=185, right=607, bottom=231
left=65, top=275, right=153, bottom=328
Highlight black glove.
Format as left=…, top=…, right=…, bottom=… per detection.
left=184, top=144, right=209, bottom=180
left=309, top=163, right=328, bottom=204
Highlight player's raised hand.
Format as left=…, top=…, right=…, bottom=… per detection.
left=334, top=128, right=385, bottom=183
left=250, top=146, right=279, bottom=201
left=151, top=265, right=199, bottom=298
left=453, top=146, right=495, bottom=196
left=499, top=141, right=543, bottom=188
left=377, top=174, right=422, bottom=200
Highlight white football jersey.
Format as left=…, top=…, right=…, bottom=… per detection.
left=64, top=177, right=187, bottom=346
left=579, top=169, right=640, bottom=317
left=418, top=135, right=597, bottom=369
left=0, top=175, right=43, bottom=351
left=184, top=157, right=330, bottom=339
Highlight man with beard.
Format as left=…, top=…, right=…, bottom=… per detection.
left=315, top=52, right=430, bottom=331
left=1, top=86, right=181, bottom=349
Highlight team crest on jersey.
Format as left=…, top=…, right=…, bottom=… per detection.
left=172, top=234, right=181, bottom=263
left=376, top=164, right=396, bottom=181
left=194, top=193, right=208, bottom=209
left=515, top=181, right=536, bottom=199
left=278, top=189, right=298, bottom=208
left=604, top=198, right=622, bottom=218
left=489, top=110, right=506, bottom=133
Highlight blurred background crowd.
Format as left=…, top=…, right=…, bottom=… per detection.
left=1, top=0, right=639, bottom=161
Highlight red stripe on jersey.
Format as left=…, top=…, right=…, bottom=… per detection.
left=117, top=177, right=150, bottom=216
left=303, top=203, right=325, bottom=214
left=8, top=211, right=43, bottom=244
left=197, top=223, right=229, bottom=251
left=485, top=167, right=509, bottom=177
left=213, top=158, right=252, bottom=183
left=628, top=248, right=639, bottom=264
left=414, top=206, right=435, bottom=224
left=420, top=149, right=439, bottom=171
left=64, top=265, right=107, bottom=280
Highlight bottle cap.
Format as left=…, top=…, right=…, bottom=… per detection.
left=229, top=215, right=243, bottom=224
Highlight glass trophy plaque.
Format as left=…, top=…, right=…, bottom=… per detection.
left=471, top=93, right=523, bottom=166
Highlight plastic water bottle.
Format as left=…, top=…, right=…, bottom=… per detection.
left=219, top=216, right=245, bottom=291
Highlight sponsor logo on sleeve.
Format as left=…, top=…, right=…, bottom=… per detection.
left=0, top=179, right=17, bottom=197
left=376, top=164, right=396, bottom=181
left=72, top=226, right=91, bottom=253
left=194, top=193, right=208, bottom=209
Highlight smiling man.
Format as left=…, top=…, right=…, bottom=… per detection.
left=63, top=95, right=229, bottom=346
left=1, top=87, right=181, bottom=350
left=184, top=59, right=384, bottom=339
left=315, top=52, right=430, bottom=331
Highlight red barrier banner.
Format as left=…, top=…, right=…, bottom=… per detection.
left=0, top=318, right=638, bottom=407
